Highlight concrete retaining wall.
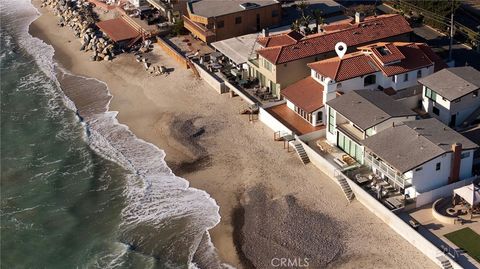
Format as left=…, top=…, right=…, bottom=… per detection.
left=259, top=105, right=293, bottom=137
left=156, top=37, right=189, bottom=69
left=192, top=62, right=228, bottom=94
left=344, top=175, right=462, bottom=269
left=297, top=139, right=338, bottom=179
left=224, top=81, right=256, bottom=105
left=416, top=177, right=477, bottom=207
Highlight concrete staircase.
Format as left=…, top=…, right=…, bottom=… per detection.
left=336, top=174, right=355, bottom=202
left=293, top=143, right=310, bottom=165
left=437, top=256, right=453, bottom=269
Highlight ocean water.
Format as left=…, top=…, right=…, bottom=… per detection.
left=0, top=1, right=221, bottom=268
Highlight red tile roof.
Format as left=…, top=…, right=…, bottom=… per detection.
left=308, top=52, right=379, bottom=82
left=417, top=43, right=448, bottom=72
left=257, top=31, right=304, bottom=48
left=308, top=42, right=444, bottom=81
left=365, top=42, right=406, bottom=64
left=281, top=77, right=324, bottom=113
left=257, top=14, right=412, bottom=64
left=372, top=43, right=434, bottom=76
left=97, top=18, right=140, bottom=42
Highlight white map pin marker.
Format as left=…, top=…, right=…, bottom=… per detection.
left=335, top=42, right=347, bottom=59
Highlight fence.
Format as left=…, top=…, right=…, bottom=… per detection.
left=416, top=177, right=477, bottom=207
left=156, top=37, right=189, bottom=69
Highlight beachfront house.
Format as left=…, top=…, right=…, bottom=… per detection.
left=419, top=66, right=480, bottom=128
left=362, top=118, right=478, bottom=197
left=325, top=90, right=417, bottom=163
left=182, top=0, right=282, bottom=43
left=279, top=42, right=443, bottom=127
left=247, top=14, right=413, bottom=98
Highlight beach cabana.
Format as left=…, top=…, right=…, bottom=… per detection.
left=453, top=183, right=480, bottom=206
left=96, top=17, right=141, bottom=48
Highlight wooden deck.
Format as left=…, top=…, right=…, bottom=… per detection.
left=267, top=104, right=325, bottom=135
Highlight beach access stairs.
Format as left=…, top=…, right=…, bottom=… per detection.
left=293, top=142, right=310, bottom=165
left=437, top=256, right=453, bottom=269
left=334, top=172, right=355, bottom=202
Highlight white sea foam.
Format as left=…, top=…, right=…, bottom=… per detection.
left=4, top=0, right=224, bottom=267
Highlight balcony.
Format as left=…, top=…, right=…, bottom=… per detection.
left=364, top=153, right=412, bottom=189
left=337, top=123, right=364, bottom=143
left=182, top=15, right=215, bottom=43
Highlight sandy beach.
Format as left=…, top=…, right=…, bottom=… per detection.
left=29, top=1, right=437, bottom=268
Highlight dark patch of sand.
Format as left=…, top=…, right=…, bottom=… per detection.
left=240, top=185, right=345, bottom=268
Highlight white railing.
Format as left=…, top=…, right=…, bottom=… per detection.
left=365, top=154, right=411, bottom=189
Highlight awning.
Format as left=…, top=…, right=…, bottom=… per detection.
left=454, top=183, right=480, bottom=206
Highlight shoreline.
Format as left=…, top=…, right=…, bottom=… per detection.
left=28, top=1, right=439, bottom=268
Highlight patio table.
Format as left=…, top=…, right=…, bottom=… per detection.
left=355, top=174, right=371, bottom=184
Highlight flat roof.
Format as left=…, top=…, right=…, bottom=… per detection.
left=96, top=18, right=140, bottom=42
left=363, top=118, right=478, bottom=173
left=418, top=66, right=480, bottom=101
left=211, top=25, right=291, bottom=64
left=189, top=0, right=279, bottom=18
left=327, top=90, right=416, bottom=130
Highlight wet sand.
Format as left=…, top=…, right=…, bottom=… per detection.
left=29, top=1, right=437, bottom=268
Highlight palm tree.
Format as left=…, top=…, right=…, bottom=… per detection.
left=311, top=9, right=325, bottom=33
left=296, top=0, right=310, bottom=18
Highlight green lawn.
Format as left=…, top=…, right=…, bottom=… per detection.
left=444, top=227, right=480, bottom=263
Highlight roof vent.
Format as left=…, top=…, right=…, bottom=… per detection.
left=240, top=2, right=260, bottom=9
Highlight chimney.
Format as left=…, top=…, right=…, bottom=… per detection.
left=262, top=28, right=269, bottom=38
left=355, top=12, right=365, bottom=24
left=448, top=143, right=462, bottom=184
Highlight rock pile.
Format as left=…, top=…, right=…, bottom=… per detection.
left=40, top=0, right=116, bottom=61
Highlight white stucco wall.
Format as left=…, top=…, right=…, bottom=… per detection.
left=422, top=85, right=480, bottom=127
left=410, top=149, right=474, bottom=193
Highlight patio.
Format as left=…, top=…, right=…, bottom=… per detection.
left=266, top=104, right=325, bottom=136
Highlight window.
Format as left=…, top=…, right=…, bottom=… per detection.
left=425, top=87, right=437, bottom=101
left=436, top=162, right=441, bottom=171
left=432, top=106, right=440, bottom=116
left=316, top=111, right=323, bottom=124
left=404, top=73, right=409, bottom=82
left=364, top=74, right=376, bottom=86
left=461, top=152, right=470, bottom=159
left=314, top=72, right=325, bottom=82
left=391, top=75, right=396, bottom=83
left=235, top=16, right=242, bottom=24
left=328, top=107, right=335, bottom=134
left=337, top=83, right=342, bottom=89
left=454, top=98, right=461, bottom=103
left=474, top=90, right=478, bottom=97
left=217, top=20, right=224, bottom=28
left=263, top=58, right=272, bottom=71
left=415, top=167, right=423, bottom=172
left=417, top=70, right=422, bottom=78
left=272, top=10, right=279, bottom=17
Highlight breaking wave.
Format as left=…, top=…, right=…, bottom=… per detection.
left=2, top=0, right=224, bottom=267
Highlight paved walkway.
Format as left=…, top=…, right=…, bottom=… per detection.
left=401, top=206, right=480, bottom=269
